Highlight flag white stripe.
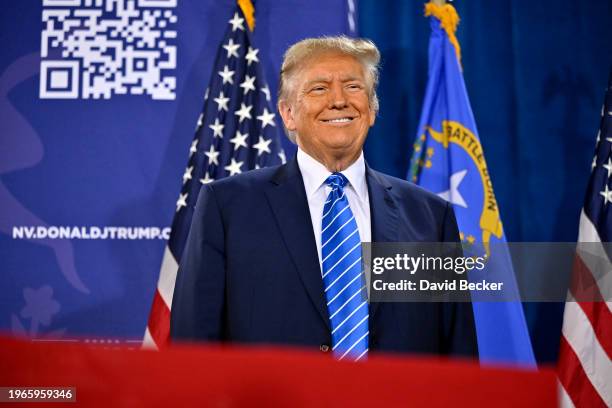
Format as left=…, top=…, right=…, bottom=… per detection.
left=142, top=328, right=158, bottom=350
left=562, top=298, right=612, bottom=406
left=558, top=380, right=576, bottom=408
left=576, top=210, right=612, bottom=313
left=156, top=245, right=179, bottom=308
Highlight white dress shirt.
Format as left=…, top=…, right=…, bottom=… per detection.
left=297, top=147, right=371, bottom=274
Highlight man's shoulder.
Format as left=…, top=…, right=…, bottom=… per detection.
left=369, top=169, right=448, bottom=208
left=206, top=164, right=285, bottom=196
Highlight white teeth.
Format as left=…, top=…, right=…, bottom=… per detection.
left=325, top=118, right=352, bottom=123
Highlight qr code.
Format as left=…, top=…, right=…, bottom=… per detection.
left=40, top=0, right=177, bottom=100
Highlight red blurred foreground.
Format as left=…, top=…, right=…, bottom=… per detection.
left=0, top=336, right=556, bottom=407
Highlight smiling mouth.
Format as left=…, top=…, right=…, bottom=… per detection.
left=321, top=117, right=354, bottom=123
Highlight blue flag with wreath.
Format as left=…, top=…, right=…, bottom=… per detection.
left=409, top=2, right=536, bottom=366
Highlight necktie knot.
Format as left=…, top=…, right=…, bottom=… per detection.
left=325, top=172, right=348, bottom=190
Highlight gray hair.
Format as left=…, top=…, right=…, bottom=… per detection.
left=277, top=36, right=381, bottom=143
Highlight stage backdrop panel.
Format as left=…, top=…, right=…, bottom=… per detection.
left=0, top=0, right=352, bottom=342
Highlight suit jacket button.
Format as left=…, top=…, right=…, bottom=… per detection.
left=320, top=344, right=330, bottom=352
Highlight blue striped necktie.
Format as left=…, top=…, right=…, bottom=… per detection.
left=321, top=172, right=369, bottom=361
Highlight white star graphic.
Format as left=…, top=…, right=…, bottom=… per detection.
left=223, top=38, right=240, bottom=59
left=218, top=65, right=235, bottom=85
left=603, top=158, right=612, bottom=178
left=600, top=184, right=612, bottom=205
left=592, top=155, right=598, bottom=170
left=230, top=130, right=249, bottom=151
left=209, top=118, right=224, bottom=138
left=205, top=144, right=220, bottom=165
left=176, top=193, right=188, bottom=212
left=214, top=91, right=230, bottom=112
left=182, top=166, right=193, bottom=184
left=253, top=136, right=272, bottom=156
left=245, top=46, right=259, bottom=66
left=225, top=158, right=244, bottom=176
left=228, top=12, right=245, bottom=31
left=235, top=103, right=253, bottom=123
left=438, top=169, right=468, bottom=208
left=200, top=172, right=214, bottom=184
left=189, top=139, right=198, bottom=156
left=278, top=150, right=286, bottom=164
left=204, top=88, right=209, bottom=101
left=240, top=75, right=256, bottom=95
left=256, top=108, right=276, bottom=128
left=260, top=85, right=271, bottom=102
left=596, top=129, right=601, bottom=145
left=195, top=113, right=203, bottom=130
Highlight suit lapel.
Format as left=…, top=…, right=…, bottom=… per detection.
left=366, top=165, right=399, bottom=319
left=264, top=158, right=331, bottom=331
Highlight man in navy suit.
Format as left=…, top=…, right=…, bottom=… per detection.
left=171, top=36, right=477, bottom=358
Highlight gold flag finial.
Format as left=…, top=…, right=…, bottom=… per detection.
left=238, top=0, right=255, bottom=31
left=425, top=0, right=461, bottom=65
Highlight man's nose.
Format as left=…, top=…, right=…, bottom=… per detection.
left=328, top=83, right=348, bottom=108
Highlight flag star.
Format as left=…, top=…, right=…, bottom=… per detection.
left=176, top=193, right=188, bottom=212
left=253, top=136, right=272, bottom=156
left=260, top=85, right=271, bottom=102
left=189, top=139, right=198, bottom=156
left=204, top=88, right=209, bottom=101
left=256, top=108, right=276, bottom=128
left=245, top=46, right=259, bottom=66
left=209, top=118, right=225, bottom=138
left=278, top=150, right=286, bottom=164
left=182, top=166, right=193, bottom=184
left=438, top=169, right=468, bottom=208
left=240, top=75, right=256, bottom=95
left=224, top=158, right=244, bottom=176
left=218, top=65, right=235, bottom=84
left=600, top=184, right=612, bottom=204
left=200, top=172, right=214, bottom=184
left=214, top=91, right=230, bottom=112
left=255, top=164, right=261, bottom=169
left=228, top=12, right=245, bottom=31
left=205, top=144, right=220, bottom=165
left=235, top=103, right=253, bottom=123
left=223, top=38, right=240, bottom=59
left=603, top=158, right=612, bottom=178
left=592, top=155, right=597, bottom=170
left=230, top=130, right=249, bottom=151
left=596, top=130, right=601, bottom=144
left=195, top=113, right=203, bottom=130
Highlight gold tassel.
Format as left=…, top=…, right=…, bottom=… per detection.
left=237, top=0, right=255, bottom=31
left=425, top=1, right=461, bottom=66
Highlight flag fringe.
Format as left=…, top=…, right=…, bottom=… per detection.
left=238, top=0, right=255, bottom=31
left=425, top=1, right=461, bottom=65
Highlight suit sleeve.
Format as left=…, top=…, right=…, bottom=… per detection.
left=440, top=201, right=479, bottom=358
left=170, top=184, right=226, bottom=342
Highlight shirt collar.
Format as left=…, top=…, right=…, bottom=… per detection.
left=296, top=147, right=368, bottom=202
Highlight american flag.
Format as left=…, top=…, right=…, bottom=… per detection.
left=143, top=5, right=286, bottom=348
left=558, top=69, right=612, bottom=407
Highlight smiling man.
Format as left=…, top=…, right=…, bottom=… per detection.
left=171, top=36, right=477, bottom=360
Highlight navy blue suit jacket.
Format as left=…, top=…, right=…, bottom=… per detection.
left=171, top=157, right=477, bottom=357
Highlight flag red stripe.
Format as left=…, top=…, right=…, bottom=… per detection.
left=146, top=289, right=171, bottom=348
left=558, top=336, right=607, bottom=408
left=572, top=254, right=612, bottom=359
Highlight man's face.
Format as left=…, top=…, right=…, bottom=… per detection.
left=279, top=52, right=376, bottom=163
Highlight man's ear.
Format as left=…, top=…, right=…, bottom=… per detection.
left=278, top=100, right=296, bottom=131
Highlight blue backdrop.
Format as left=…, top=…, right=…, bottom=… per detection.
left=360, top=0, right=612, bottom=362
left=2, top=0, right=611, bottom=363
